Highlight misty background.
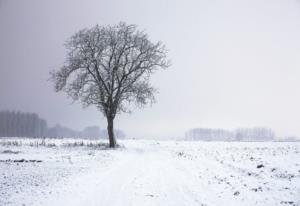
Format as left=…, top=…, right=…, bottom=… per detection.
left=0, top=0, right=300, bottom=139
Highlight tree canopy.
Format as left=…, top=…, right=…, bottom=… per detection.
left=50, top=22, right=170, bottom=147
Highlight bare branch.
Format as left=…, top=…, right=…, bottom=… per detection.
left=50, top=22, right=170, bottom=120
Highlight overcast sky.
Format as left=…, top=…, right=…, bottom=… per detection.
left=0, top=0, right=300, bottom=138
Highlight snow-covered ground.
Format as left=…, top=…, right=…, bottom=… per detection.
left=0, top=138, right=299, bottom=206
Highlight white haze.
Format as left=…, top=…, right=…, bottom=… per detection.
left=0, top=0, right=300, bottom=139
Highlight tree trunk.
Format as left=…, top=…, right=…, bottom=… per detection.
left=107, top=117, right=116, bottom=148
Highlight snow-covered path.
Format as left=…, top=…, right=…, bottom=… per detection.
left=1, top=139, right=300, bottom=206
left=47, top=143, right=207, bottom=206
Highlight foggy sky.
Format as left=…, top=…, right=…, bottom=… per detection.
left=1, top=0, right=300, bottom=139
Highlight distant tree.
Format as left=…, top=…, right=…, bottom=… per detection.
left=51, top=22, right=170, bottom=147
left=0, top=111, right=5, bottom=136
left=185, top=128, right=234, bottom=141
left=234, top=127, right=275, bottom=141
left=114, top=129, right=126, bottom=139
left=7, top=111, right=12, bottom=137
left=82, top=126, right=101, bottom=139
left=40, top=119, right=48, bottom=137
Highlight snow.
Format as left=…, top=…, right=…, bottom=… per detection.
left=1, top=138, right=300, bottom=206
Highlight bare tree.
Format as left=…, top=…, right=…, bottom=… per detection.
left=50, top=22, right=170, bottom=147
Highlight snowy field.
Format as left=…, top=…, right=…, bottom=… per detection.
left=0, top=138, right=299, bottom=206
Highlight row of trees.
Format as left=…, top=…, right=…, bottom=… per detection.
left=47, top=124, right=125, bottom=139
left=0, top=111, right=47, bottom=137
left=185, top=127, right=275, bottom=141
left=0, top=110, right=125, bottom=139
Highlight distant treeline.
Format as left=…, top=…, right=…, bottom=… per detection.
left=0, top=110, right=125, bottom=139
left=47, top=124, right=125, bottom=139
left=0, top=111, right=47, bottom=137
left=185, top=127, right=275, bottom=141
